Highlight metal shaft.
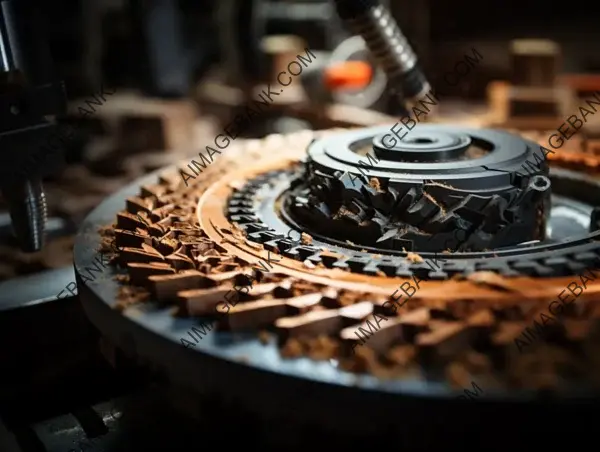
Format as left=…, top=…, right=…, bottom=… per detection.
left=0, top=1, right=61, bottom=252
left=2, top=179, right=47, bottom=252
left=332, top=0, right=432, bottom=108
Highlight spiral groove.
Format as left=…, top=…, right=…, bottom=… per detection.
left=345, top=5, right=418, bottom=79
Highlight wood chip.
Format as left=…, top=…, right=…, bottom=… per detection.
left=149, top=270, right=204, bottom=300
left=277, top=301, right=373, bottom=339
left=219, top=299, right=289, bottom=330
left=127, top=262, right=175, bottom=285
left=340, top=314, right=404, bottom=354
left=177, top=286, right=234, bottom=316
left=114, top=229, right=152, bottom=249
left=416, top=322, right=470, bottom=362
left=116, top=212, right=149, bottom=230
left=119, top=246, right=164, bottom=265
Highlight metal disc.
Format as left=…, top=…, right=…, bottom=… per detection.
left=74, top=164, right=600, bottom=439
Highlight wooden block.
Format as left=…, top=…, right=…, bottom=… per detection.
left=220, top=299, right=289, bottom=330
left=398, top=307, right=430, bottom=340
left=177, top=286, right=234, bottom=316
left=416, top=322, right=470, bottom=362
left=149, top=270, right=204, bottom=300
left=261, top=35, right=307, bottom=84
left=510, top=39, right=560, bottom=87
left=507, top=86, right=571, bottom=118
left=277, top=301, right=374, bottom=339
left=220, top=294, right=330, bottom=331
left=69, top=91, right=197, bottom=152
left=491, top=321, right=528, bottom=346
left=340, top=306, right=428, bottom=354
left=278, top=309, right=343, bottom=338
left=285, top=293, right=323, bottom=310
left=466, top=309, right=495, bottom=329
left=116, top=212, right=149, bottom=231
left=127, top=262, right=175, bottom=285
left=114, top=229, right=152, bottom=249
left=201, top=270, right=245, bottom=287
left=341, top=316, right=405, bottom=354
left=339, top=302, right=374, bottom=322
left=487, top=82, right=574, bottom=129
left=165, top=252, right=195, bottom=270
left=140, top=184, right=170, bottom=199
left=119, top=246, right=164, bottom=265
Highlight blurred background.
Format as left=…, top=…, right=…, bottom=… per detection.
left=0, top=0, right=598, bottom=450
left=2, top=0, right=599, bottom=281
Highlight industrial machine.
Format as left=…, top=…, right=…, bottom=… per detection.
left=1, top=0, right=600, bottom=450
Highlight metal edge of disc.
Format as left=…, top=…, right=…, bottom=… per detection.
left=73, top=164, right=597, bottom=424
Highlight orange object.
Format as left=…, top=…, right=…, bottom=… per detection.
left=324, top=61, right=373, bottom=90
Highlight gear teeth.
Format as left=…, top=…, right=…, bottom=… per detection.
left=425, top=210, right=461, bottom=234
left=215, top=131, right=600, bottom=283
left=377, top=227, right=399, bottom=244
left=292, top=160, right=550, bottom=252
left=339, top=171, right=365, bottom=195
left=296, top=127, right=553, bottom=252
left=371, top=211, right=389, bottom=230
left=312, top=202, right=331, bottom=220
left=480, top=195, right=510, bottom=232
left=283, top=244, right=321, bottom=260
left=393, top=187, right=421, bottom=216
left=405, top=195, right=441, bottom=227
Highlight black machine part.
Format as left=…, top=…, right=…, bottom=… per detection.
left=0, top=0, right=66, bottom=252
left=288, top=126, right=550, bottom=253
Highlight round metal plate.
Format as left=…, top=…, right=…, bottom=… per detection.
left=74, top=162, right=600, bottom=439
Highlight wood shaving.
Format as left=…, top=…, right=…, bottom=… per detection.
left=368, top=177, right=384, bottom=192
left=467, top=271, right=515, bottom=292
left=423, top=192, right=446, bottom=215
left=405, top=252, right=424, bottom=263
left=303, top=259, right=316, bottom=269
